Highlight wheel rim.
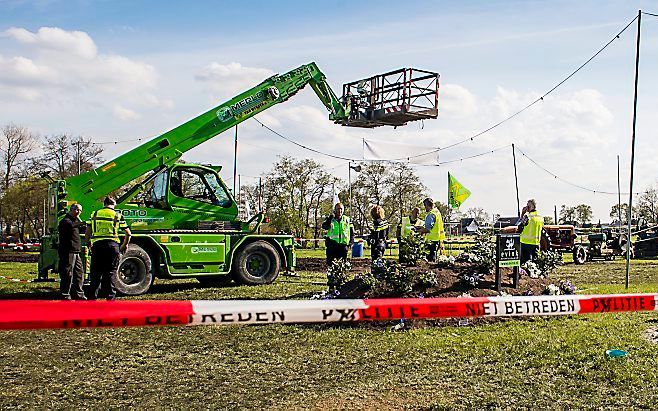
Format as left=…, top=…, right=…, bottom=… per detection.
left=246, top=252, right=271, bottom=278
left=119, top=257, right=145, bottom=285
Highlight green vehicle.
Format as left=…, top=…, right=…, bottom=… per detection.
left=38, top=63, right=439, bottom=295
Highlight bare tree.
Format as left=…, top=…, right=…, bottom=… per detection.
left=33, top=133, right=103, bottom=179
left=465, top=207, right=490, bottom=225
left=0, top=124, right=36, bottom=190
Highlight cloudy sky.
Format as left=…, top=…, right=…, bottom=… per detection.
left=2, top=0, right=658, bottom=221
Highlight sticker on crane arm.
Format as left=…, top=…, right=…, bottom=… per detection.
left=100, top=162, right=117, bottom=172
left=0, top=294, right=656, bottom=331
left=216, top=88, right=274, bottom=123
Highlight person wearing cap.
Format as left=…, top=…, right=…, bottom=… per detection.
left=58, top=203, right=85, bottom=300
left=85, top=196, right=131, bottom=300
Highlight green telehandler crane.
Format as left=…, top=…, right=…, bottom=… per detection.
left=38, top=62, right=439, bottom=295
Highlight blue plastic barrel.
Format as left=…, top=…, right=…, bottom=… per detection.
left=352, top=242, right=364, bottom=258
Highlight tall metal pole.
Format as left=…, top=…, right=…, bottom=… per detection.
left=512, top=143, right=521, bottom=217
left=399, top=168, right=403, bottom=225
left=233, top=125, right=238, bottom=195
left=76, top=141, right=81, bottom=175
left=626, top=10, right=642, bottom=290
left=348, top=162, right=352, bottom=220
left=258, top=177, right=262, bottom=212
left=554, top=205, right=558, bottom=225
left=617, top=155, right=622, bottom=231
left=258, top=176, right=262, bottom=234
left=238, top=174, right=242, bottom=218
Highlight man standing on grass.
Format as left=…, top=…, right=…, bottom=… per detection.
left=322, top=202, right=354, bottom=268
left=85, top=196, right=131, bottom=300
left=58, top=203, right=86, bottom=300
left=414, top=198, right=445, bottom=262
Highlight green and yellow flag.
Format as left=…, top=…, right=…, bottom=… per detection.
left=448, top=172, right=471, bottom=209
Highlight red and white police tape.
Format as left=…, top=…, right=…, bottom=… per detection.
left=0, top=293, right=656, bottom=331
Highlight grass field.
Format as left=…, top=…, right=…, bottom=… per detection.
left=1, top=258, right=657, bottom=408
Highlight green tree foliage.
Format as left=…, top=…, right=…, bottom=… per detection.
left=1, top=177, right=47, bottom=241
left=349, top=162, right=427, bottom=234
left=0, top=125, right=104, bottom=241
left=259, top=156, right=339, bottom=238
left=559, top=205, right=577, bottom=224
left=609, top=203, right=636, bottom=224
left=574, top=204, right=593, bottom=225
left=559, top=204, right=592, bottom=226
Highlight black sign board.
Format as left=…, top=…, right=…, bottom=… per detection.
left=495, top=234, right=521, bottom=291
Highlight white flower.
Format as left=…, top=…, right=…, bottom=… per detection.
left=546, top=284, right=560, bottom=295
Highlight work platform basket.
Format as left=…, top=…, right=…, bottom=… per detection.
left=339, top=68, right=439, bottom=128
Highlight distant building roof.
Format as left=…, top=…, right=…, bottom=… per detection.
left=460, top=218, right=479, bottom=233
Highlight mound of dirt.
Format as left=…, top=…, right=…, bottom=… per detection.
left=410, top=260, right=551, bottom=298
left=331, top=259, right=552, bottom=299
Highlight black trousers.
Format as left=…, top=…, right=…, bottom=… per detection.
left=427, top=241, right=440, bottom=262
left=58, top=252, right=84, bottom=299
left=326, top=240, right=349, bottom=267
left=90, top=240, right=121, bottom=299
left=371, top=239, right=387, bottom=261
left=521, top=243, right=539, bottom=265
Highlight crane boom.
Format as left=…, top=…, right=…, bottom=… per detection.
left=65, top=62, right=346, bottom=203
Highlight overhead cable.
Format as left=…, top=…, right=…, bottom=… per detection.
left=253, top=117, right=358, bottom=161
left=413, top=144, right=511, bottom=167
left=384, top=14, right=640, bottom=161
left=515, top=147, right=640, bottom=195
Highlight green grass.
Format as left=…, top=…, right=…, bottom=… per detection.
left=1, top=260, right=657, bottom=408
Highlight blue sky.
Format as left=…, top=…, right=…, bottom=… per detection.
left=2, top=0, right=658, bottom=221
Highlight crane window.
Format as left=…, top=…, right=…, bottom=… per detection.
left=172, top=168, right=232, bottom=207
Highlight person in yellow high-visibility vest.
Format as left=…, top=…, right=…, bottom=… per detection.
left=85, top=196, right=131, bottom=300
left=414, top=198, right=446, bottom=262
left=397, top=207, right=424, bottom=240
left=517, top=199, right=544, bottom=264
left=321, top=203, right=354, bottom=268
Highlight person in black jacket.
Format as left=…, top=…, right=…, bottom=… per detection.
left=368, top=205, right=390, bottom=260
left=58, top=204, right=86, bottom=300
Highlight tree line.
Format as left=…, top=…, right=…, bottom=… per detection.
left=5, top=123, right=658, bottom=242
left=0, top=124, right=102, bottom=241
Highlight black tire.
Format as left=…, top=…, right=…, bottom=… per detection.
left=231, top=241, right=280, bottom=285
left=197, top=275, right=233, bottom=287
left=573, top=245, right=587, bottom=265
left=116, top=244, right=153, bottom=295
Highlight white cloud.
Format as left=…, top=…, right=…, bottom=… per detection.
left=0, top=26, right=170, bottom=109
left=195, top=62, right=274, bottom=98
left=113, top=105, right=141, bottom=121
left=5, top=26, right=97, bottom=59
left=440, top=83, right=478, bottom=118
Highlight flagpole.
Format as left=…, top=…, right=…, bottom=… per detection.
left=512, top=143, right=520, bottom=217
